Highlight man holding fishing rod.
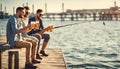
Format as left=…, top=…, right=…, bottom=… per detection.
left=27, top=8, right=89, bottom=58
left=28, top=9, right=52, bottom=57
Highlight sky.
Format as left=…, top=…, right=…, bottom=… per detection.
left=0, top=0, right=120, bottom=14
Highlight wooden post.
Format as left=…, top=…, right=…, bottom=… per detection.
left=99, top=13, right=102, bottom=20
left=0, top=51, right=2, bottom=69
left=52, top=14, right=55, bottom=20
left=60, top=14, right=65, bottom=21
left=8, top=51, right=14, bottom=69
left=8, top=51, right=19, bottom=69
left=71, top=13, right=74, bottom=21
left=93, top=13, right=96, bottom=21
left=14, top=51, right=19, bottom=69
left=76, top=13, right=78, bottom=21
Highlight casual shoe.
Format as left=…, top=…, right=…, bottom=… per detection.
left=25, top=62, right=37, bottom=69
left=40, top=50, right=48, bottom=56
left=36, top=54, right=42, bottom=60
left=32, top=59, right=41, bottom=64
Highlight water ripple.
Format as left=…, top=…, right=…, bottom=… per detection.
left=98, top=53, right=118, bottom=58
left=68, top=63, right=117, bottom=69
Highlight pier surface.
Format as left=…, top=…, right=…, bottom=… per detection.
left=34, top=48, right=67, bottom=69
left=0, top=36, right=67, bottom=69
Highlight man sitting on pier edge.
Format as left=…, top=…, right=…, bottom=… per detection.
left=23, top=6, right=42, bottom=60
left=6, top=7, right=40, bottom=68
left=28, top=9, right=51, bottom=56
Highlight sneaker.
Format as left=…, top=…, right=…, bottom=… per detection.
left=40, top=50, right=48, bottom=56
left=32, top=59, right=41, bottom=64
left=25, top=62, right=37, bottom=69
left=36, top=54, right=42, bottom=60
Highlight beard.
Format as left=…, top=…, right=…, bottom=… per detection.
left=37, top=16, right=40, bottom=20
left=19, top=15, right=24, bottom=18
left=24, top=14, right=27, bottom=18
left=24, top=12, right=29, bottom=18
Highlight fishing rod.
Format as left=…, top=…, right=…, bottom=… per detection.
left=54, top=23, right=80, bottom=29
left=54, top=21, right=106, bottom=29
left=48, top=21, right=91, bottom=32
left=54, top=21, right=89, bottom=29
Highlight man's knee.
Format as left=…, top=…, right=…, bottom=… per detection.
left=29, top=36, right=39, bottom=42
left=26, top=42, right=32, bottom=49
left=32, top=34, right=41, bottom=41
left=33, top=37, right=39, bottom=42
left=32, top=40, right=38, bottom=47
left=45, top=34, right=50, bottom=39
left=25, top=37, right=38, bottom=46
left=43, top=34, right=50, bottom=42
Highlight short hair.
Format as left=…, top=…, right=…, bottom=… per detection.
left=24, top=6, right=30, bottom=10
left=16, top=7, right=24, bottom=13
left=36, top=9, right=43, bottom=13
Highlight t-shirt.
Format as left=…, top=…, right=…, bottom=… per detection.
left=27, top=17, right=44, bottom=35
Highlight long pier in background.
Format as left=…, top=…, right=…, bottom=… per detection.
left=42, top=1, right=120, bottom=21
left=43, top=6, right=120, bottom=21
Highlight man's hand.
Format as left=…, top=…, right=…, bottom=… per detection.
left=45, top=26, right=51, bottom=31
left=37, top=25, right=54, bottom=34
left=46, top=25, right=54, bottom=32
left=25, top=24, right=33, bottom=32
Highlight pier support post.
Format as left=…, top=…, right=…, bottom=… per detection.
left=99, top=13, right=102, bottom=20
left=52, top=14, right=55, bottom=20
left=115, top=14, right=118, bottom=20
left=0, top=51, right=2, bottom=69
left=60, top=14, right=65, bottom=21
left=93, top=13, right=96, bottom=21
left=75, top=13, right=78, bottom=21
left=8, top=51, right=19, bottom=69
left=70, top=14, right=74, bottom=21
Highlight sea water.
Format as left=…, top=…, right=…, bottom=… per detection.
left=0, top=19, right=120, bottom=69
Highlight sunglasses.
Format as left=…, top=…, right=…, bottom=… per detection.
left=39, top=14, right=43, bottom=16
left=26, top=12, right=30, bottom=15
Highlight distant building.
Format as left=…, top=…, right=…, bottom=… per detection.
left=0, top=11, right=4, bottom=19
left=0, top=11, right=9, bottom=19
left=4, top=13, right=9, bottom=18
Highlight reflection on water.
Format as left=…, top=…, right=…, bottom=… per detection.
left=0, top=19, right=120, bottom=69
